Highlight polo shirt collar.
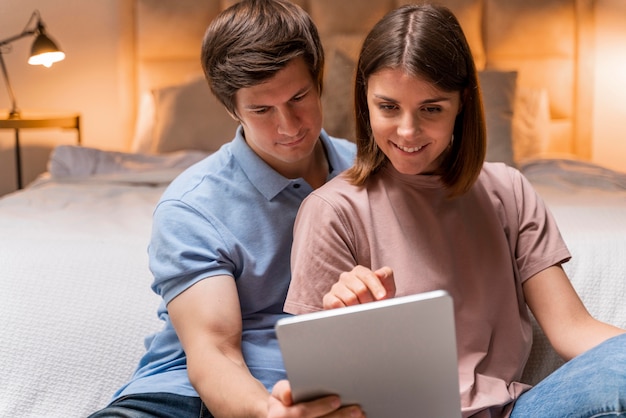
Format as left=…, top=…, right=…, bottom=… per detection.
left=231, top=126, right=338, bottom=201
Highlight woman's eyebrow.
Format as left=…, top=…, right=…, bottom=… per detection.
left=372, top=93, right=452, bottom=104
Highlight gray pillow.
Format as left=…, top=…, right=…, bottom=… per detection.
left=479, top=70, right=518, bottom=167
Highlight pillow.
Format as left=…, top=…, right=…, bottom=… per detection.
left=322, top=48, right=357, bottom=141
left=322, top=63, right=521, bottom=165
left=48, top=145, right=208, bottom=178
left=133, top=68, right=527, bottom=166
left=135, top=77, right=240, bottom=154
left=512, top=86, right=551, bottom=162
left=131, top=92, right=156, bottom=154
left=479, top=70, right=517, bottom=167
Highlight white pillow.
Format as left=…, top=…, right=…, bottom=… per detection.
left=49, top=145, right=208, bottom=178
left=131, top=92, right=156, bottom=154
left=131, top=77, right=239, bottom=154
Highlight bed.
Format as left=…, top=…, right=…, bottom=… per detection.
left=1, top=1, right=625, bottom=417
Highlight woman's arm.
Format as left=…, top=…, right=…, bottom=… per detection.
left=523, top=265, right=624, bottom=361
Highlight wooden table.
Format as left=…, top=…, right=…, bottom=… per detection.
left=0, top=113, right=81, bottom=189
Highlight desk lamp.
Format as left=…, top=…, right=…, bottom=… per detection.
left=0, top=10, right=65, bottom=119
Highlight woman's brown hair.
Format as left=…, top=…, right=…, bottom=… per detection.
left=346, top=3, right=486, bottom=197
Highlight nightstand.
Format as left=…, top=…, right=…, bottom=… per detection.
left=0, top=112, right=81, bottom=189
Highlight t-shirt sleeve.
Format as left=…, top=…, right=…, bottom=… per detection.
left=285, top=192, right=358, bottom=314
left=149, top=199, right=236, bottom=305
left=510, top=168, right=571, bottom=282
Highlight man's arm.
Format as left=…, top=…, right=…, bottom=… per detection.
left=168, top=275, right=269, bottom=417
left=168, top=275, right=362, bottom=418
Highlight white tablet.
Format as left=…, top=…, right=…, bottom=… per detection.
left=276, top=290, right=462, bottom=418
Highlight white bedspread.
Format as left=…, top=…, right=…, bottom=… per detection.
left=0, top=147, right=208, bottom=417
left=520, top=158, right=626, bottom=383
left=1, top=148, right=625, bottom=415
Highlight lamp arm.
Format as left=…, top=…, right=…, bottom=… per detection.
left=0, top=9, right=41, bottom=48
left=0, top=29, right=36, bottom=118
left=0, top=53, right=19, bottom=117
left=0, top=30, right=37, bottom=49
left=0, top=11, right=49, bottom=118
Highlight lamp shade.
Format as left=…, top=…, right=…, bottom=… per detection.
left=28, top=32, right=65, bottom=68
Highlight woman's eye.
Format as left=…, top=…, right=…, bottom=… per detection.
left=423, top=106, right=441, bottom=113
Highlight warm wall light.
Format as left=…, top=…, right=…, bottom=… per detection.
left=0, top=10, right=65, bottom=119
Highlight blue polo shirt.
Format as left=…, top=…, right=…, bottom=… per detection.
left=113, top=127, right=355, bottom=399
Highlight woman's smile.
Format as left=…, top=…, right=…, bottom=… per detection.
left=392, top=141, right=428, bottom=154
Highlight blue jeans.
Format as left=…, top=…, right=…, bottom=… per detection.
left=87, top=393, right=213, bottom=418
left=511, top=333, right=626, bottom=417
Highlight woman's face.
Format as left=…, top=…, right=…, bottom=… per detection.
left=367, top=68, right=461, bottom=175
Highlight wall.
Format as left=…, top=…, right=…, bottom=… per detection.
left=592, top=0, right=626, bottom=172
left=0, top=0, right=134, bottom=194
left=0, top=0, right=624, bottom=195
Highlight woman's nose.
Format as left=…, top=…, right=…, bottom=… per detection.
left=397, top=113, right=419, bottom=138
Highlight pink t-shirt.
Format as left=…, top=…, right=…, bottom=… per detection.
left=285, top=162, right=571, bottom=417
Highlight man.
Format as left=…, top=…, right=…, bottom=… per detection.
left=89, top=1, right=362, bottom=417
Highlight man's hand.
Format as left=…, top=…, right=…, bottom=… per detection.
left=323, top=265, right=395, bottom=309
left=268, top=380, right=365, bottom=417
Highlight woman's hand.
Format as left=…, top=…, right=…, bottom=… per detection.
left=268, top=380, right=364, bottom=417
left=323, top=265, right=395, bottom=310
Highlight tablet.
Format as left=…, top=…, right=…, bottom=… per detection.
left=276, top=290, right=462, bottom=418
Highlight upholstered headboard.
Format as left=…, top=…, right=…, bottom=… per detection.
left=134, top=0, right=594, bottom=161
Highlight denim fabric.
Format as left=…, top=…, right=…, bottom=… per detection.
left=511, top=333, right=626, bottom=417
left=87, top=393, right=213, bottom=418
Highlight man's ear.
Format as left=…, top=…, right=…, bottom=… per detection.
left=226, top=108, right=241, bottom=123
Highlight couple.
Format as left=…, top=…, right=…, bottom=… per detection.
left=90, top=1, right=626, bottom=417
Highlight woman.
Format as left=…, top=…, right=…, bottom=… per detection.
left=284, top=4, right=626, bottom=417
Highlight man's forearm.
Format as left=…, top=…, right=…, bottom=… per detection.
left=188, top=349, right=270, bottom=417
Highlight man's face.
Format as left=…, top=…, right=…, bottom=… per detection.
left=234, top=57, right=323, bottom=177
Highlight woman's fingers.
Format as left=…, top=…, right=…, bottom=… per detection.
left=323, top=265, right=395, bottom=309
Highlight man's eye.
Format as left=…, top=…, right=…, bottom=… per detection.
left=379, top=103, right=397, bottom=111
left=292, top=93, right=306, bottom=102
left=252, top=107, right=269, bottom=114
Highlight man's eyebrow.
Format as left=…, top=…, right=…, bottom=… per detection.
left=291, top=84, right=313, bottom=98
left=244, top=84, right=314, bottom=110
left=244, top=103, right=268, bottom=110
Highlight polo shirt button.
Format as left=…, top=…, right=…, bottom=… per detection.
left=293, top=183, right=301, bottom=189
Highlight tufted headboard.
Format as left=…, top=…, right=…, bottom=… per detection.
left=134, top=0, right=594, bottom=160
